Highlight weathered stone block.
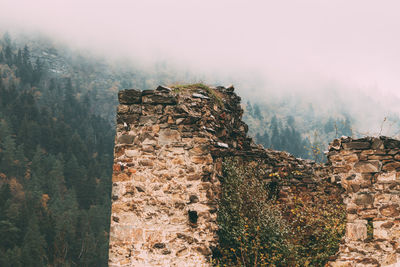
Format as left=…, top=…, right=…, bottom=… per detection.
left=368, top=154, right=393, bottom=160
left=354, top=160, right=381, bottom=173
left=383, top=138, right=400, bottom=149
left=117, top=113, right=140, bottom=124
left=139, top=159, right=153, bottom=167
left=118, top=89, right=142, bottom=104
left=381, top=221, right=394, bottom=229
left=377, top=172, right=396, bottom=183
left=343, top=154, right=359, bottom=163
left=379, top=204, right=400, bottom=217
left=132, top=228, right=144, bottom=243
left=145, top=230, right=163, bottom=244
left=118, top=134, right=134, bottom=144
left=346, top=221, right=367, bottom=241
left=112, top=173, right=131, bottom=182
left=342, top=141, right=371, bottom=150
left=159, top=129, right=181, bottom=145
left=383, top=253, right=398, bottom=266
left=382, top=162, right=400, bottom=172
left=111, top=202, right=134, bottom=213
left=125, top=149, right=140, bottom=157
left=371, top=138, right=385, bottom=150
left=189, top=145, right=208, bottom=156
left=192, top=155, right=213, bottom=164
left=117, top=104, right=130, bottom=114
left=373, top=221, right=389, bottom=239
left=329, top=139, right=341, bottom=150
left=110, top=225, right=135, bottom=243
left=354, top=193, right=374, bottom=206
left=142, top=94, right=177, bottom=105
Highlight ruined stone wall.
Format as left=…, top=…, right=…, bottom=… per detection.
left=327, top=137, right=400, bottom=266
left=108, top=85, right=256, bottom=266
left=109, top=84, right=400, bottom=267
left=108, top=85, right=343, bottom=266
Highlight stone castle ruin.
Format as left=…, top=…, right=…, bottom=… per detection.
left=109, top=84, right=400, bottom=266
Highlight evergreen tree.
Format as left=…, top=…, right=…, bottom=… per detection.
left=270, top=115, right=281, bottom=149
left=0, top=246, right=22, bottom=267
left=32, top=58, right=44, bottom=84
left=0, top=220, right=20, bottom=249
left=246, top=100, right=253, bottom=115
left=0, top=33, right=121, bottom=266
left=0, top=135, right=17, bottom=175
left=21, top=216, right=47, bottom=267
left=253, top=103, right=263, bottom=120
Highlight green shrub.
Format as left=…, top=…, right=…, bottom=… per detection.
left=286, top=184, right=346, bottom=266
left=214, top=158, right=346, bottom=267
left=215, top=158, right=293, bottom=266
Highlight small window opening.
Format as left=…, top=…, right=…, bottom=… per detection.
left=188, top=210, right=198, bottom=224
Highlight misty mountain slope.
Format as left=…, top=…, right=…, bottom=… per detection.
left=3, top=31, right=198, bottom=124
left=243, top=99, right=352, bottom=161
left=4, top=31, right=400, bottom=162
left=241, top=83, right=400, bottom=161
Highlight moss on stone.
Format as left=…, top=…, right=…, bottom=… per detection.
left=170, top=83, right=224, bottom=107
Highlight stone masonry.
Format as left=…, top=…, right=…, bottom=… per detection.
left=108, top=85, right=256, bottom=266
left=327, top=137, right=400, bottom=266
left=109, top=84, right=400, bottom=266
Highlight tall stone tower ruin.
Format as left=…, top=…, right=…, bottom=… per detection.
left=108, top=85, right=255, bottom=266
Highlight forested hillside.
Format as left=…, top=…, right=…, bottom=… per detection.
left=0, top=33, right=114, bottom=266
left=0, top=32, right=363, bottom=165
left=244, top=100, right=353, bottom=162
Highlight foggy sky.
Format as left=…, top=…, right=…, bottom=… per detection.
left=1, top=0, right=400, bottom=134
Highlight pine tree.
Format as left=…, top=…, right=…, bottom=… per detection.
left=52, top=189, right=79, bottom=265
left=270, top=115, right=281, bottom=149
left=21, top=216, right=47, bottom=267
left=4, top=45, right=13, bottom=66
left=0, top=220, right=20, bottom=248
left=253, top=103, right=263, bottom=120
left=47, top=158, right=66, bottom=200
left=0, top=135, right=17, bottom=175
left=32, top=58, right=44, bottom=84
left=246, top=100, right=253, bottom=115
left=1, top=246, right=22, bottom=267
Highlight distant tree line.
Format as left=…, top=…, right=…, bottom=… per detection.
left=246, top=101, right=353, bottom=161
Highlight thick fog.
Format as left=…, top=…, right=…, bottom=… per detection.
left=1, top=0, right=400, bottom=134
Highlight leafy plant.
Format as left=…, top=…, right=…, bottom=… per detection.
left=215, top=158, right=346, bottom=266
left=215, top=158, right=293, bottom=266
left=286, top=186, right=346, bottom=266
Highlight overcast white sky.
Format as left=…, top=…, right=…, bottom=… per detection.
left=1, top=0, right=400, bottom=100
